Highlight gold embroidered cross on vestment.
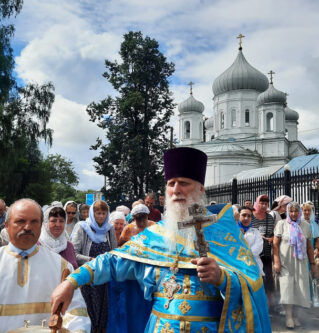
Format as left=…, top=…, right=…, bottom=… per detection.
left=160, top=322, right=175, bottom=333
left=162, top=245, right=184, bottom=309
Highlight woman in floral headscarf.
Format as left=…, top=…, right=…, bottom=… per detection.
left=273, top=201, right=315, bottom=329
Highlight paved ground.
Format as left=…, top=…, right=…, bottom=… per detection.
left=271, top=307, right=319, bottom=332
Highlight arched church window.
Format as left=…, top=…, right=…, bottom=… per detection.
left=266, top=113, right=274, bottom=132
left=211, top=135, right=215, bottom=141
left=285, top=128, right=288, bottom=138
left=184, top=121, right=190, bottom=139
left=245, top=109, right=250, bottom=126
left=220, top=113, right=224, bottom=129
left=231, top=109, right=236, bottom=127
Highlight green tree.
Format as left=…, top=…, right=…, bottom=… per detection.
left=44, top=154, right=80, bottom=204
left=87, top=31, right=175, bottom=201
left=0, top=0, right=55, bottom=204
left=50, top=183, right=76, bottom=204
left=44, top=154, right=79, bottom=186
left=307, top=147, right=319, bottom=155
left=0, top=0, right=23, bottom=103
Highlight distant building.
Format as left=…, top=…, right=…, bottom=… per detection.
left=178, top=36, right=306, bottom=186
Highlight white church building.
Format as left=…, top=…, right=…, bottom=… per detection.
left=178, top=37, right=307, bottom=187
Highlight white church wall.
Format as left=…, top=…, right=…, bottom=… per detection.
left=213, top=90, right=260, bottom=139
left=286, top=121, right=298, bottom=141
left=206, top=128, right=215, bottom=141
left=288, top=141, right=307, bottom=158
left=258, top=104, right=286, bottom=139
left=179, top=112, right=204, bottom=145
left=205, top=154, right=260, bottom=186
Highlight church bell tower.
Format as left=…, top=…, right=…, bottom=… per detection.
left=178, top=82, right=204, bottom=145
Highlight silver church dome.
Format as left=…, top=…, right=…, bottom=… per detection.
left=285, top=106, right=299, bottom=121
left=257, top=83, right=287, bottom=106
left=212, top=50, right=269, bottom=96
left=178, top=94, right=204, bottom=114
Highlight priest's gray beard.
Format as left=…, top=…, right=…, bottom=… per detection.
left=164, top=188, right=205, bottom=254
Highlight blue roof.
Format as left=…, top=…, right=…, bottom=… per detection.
left=274, top=154, right=319, bottom=175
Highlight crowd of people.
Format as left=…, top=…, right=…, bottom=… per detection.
left=0, top=147, right=318, bottom=332
left=232, top=194, right=319, bottom=329
left=0, top=193, right=164, bottom=332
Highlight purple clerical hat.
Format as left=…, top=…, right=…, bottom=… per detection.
left=164, top=147, right=207, bottom=185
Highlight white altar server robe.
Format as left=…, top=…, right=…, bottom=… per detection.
left=244, top=227, right=265, bottom=276
left=0, top=244, right=91, bottom=333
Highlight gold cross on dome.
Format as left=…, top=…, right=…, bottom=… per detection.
left=268, top=70, right=275, bottom=84
left=237, top=34, right=245, bottom=49
left=188, top=81, right=194, bottom=95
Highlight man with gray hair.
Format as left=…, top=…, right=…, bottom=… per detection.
left=51, top=147, right=271, bottom=332
left=0, top=198, right=91, bottom=332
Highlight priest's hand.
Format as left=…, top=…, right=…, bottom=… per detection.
left=51, top=280, right=75, bottom=315
left=191, top=257, right=222, bottom=285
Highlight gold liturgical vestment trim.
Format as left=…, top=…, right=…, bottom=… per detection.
left=5, top=246, right=39, bottom=287
left=0, top=302, right=51, bottom=316
left=151, top=309, right=219, bottom=322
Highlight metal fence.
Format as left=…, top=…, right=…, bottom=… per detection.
left=205, top=167, right=319, bottom=216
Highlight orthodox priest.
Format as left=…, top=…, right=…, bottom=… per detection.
left=0, top=198, right=91, bottom=333
left=52, top=147, right=271, bottom=333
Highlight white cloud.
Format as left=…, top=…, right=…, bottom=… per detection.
left=48, top=95, right=104, bottom=148
left=82, top=168, right=101, bottom=178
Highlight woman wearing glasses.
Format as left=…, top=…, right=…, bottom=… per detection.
left=64, top=201, right=78, bottom=236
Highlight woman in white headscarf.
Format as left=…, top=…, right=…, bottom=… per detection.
left=302, top=201, right=319, bottom=278
left=64, top=201, right=78, bottom=236
left=302, top=201, right=319, bottom=253
left=39, top=204, right=78, bottom=269
left=118, top=204, right=154, bottom=246
left=109, top=211, right=126, bottom=243
left=273, top=201, right=315, bottom=328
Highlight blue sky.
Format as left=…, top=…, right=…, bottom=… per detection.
left=10, top=0, right=319, bottom=191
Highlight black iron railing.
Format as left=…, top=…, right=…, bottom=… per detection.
left=205, top=167, right=319, bottom=216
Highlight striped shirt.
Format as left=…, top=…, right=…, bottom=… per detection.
left=252, top=213, right=275, bottom=257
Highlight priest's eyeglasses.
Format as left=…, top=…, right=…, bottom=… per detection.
left=67, top=212, right=76, bottom=215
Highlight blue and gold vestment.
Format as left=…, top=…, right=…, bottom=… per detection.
left=68, top=204, right=271, bottom=332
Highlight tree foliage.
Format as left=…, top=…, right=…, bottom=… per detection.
left=0, top=0, right=57, bottom=205
left=307, top=147, right=319, bottom=155
left=0, top=0, right=23, bottom=19
left=44, top=154, right=79, bottom=186
left=87, top=31, right=175, bottom=202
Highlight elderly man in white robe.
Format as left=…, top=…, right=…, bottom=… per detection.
left=0, top=198, right=91, bottom=333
